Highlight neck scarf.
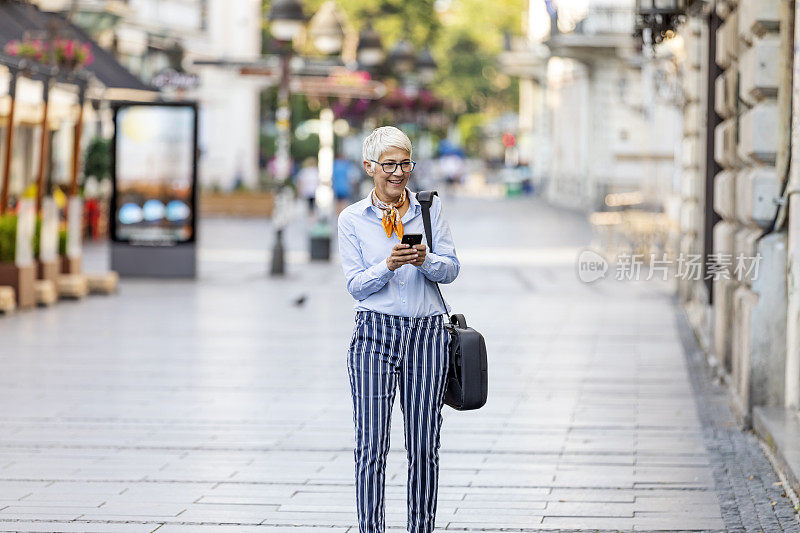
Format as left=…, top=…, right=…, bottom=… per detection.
left=371, top=188, right=406, bottom=239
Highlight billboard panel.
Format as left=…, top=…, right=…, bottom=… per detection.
left=112, top=103, right=197, bottom=245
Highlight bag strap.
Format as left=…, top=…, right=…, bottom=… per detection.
left=416, top=191, right=450, bottom=317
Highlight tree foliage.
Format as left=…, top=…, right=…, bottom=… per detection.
left=261, top=0, right=524, bottom=114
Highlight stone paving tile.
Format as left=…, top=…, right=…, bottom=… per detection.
left=0, top=198, right=796, bottom=531
left=630, top=518, right=727, bottom=531
left=546, top=488, right=636, bottom=503
left=150, top=524, right=346, bottom=533
left=0, top=508, right=85, bottom=520
left=542, top=501, right=635, bottom=517
left=0, top=521, right=156, bottom=532
left=538, top=516, right=637, bottom=529
left=446, top=520, right=548, bottom=530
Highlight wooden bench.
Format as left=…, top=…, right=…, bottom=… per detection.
left=0, top=286, right=15, bottom=314
left=35, top=280, right=57, bottom=306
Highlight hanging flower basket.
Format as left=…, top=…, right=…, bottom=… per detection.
left=3, top=37, right=94, bottom=70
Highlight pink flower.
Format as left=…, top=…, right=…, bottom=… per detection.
left=4, top=40, right=20, bottom=55
left=64, top=40, right=75, bottom=59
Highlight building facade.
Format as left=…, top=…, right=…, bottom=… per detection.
left=511, top=0, right=800, bottom=494
left=508, top=0, right=681, bottom=213
left=37, top=0, right=263, bottom=191
left=649, top=0, right=800, bottom=494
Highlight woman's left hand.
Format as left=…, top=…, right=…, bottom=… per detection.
left=411, top=243, right=427, bottom=267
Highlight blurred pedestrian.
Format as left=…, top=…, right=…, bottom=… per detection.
left=332, top=152, right=355, bottom=214
left=439, top=153, right=464, bottom=193
left=295, top=157, right=319, bottom=215
left=337, top=126, right=460, bottom=532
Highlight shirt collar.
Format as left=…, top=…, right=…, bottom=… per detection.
left=360, top=188, right=420, bottom=216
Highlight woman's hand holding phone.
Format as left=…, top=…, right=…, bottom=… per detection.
left=387, top=243, right=418, bottom=271
left=410, top=243, right=426, bottom=267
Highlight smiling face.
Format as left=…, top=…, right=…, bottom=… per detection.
left=363, top=146, right=412, bottom=204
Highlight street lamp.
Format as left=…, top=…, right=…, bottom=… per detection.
left=635, top=0, right=687, bottom=47
left=357, top=22, right=385, bottom=69
left=268, top=0, right=305, bottom=275
left=268, top=0, right=306, bottom=41
left=416, top=48, right=437, bottom=85
left=388, top=40, right=415, bottom=74
left=307, top=1, right=345, bottom=260
left=308, top=1, right=345, bottom=55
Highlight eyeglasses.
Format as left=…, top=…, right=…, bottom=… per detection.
left=370, top=159, right=416, bottom=173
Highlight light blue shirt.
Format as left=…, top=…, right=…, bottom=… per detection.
left=337, top=189, right=460, bottom=317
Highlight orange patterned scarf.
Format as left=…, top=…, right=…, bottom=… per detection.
left=371, top=188, right=406, bottom=239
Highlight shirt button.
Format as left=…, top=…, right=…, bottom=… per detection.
left=400, top=281, right=405, bottom=285
left=402, top=299, right=406, bottom=303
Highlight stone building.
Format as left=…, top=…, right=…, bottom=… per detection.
left=505, top=0, right=680, bottom=212
left=36, top=0, right=263, bottom=191
left=665, top=0, right=800, bottom=493
left=511, top=0, right=800, bottom=494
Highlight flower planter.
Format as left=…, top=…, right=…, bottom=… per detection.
left=60, top=255, right=82, bottom=275
left=200, top=191, right=275, bottom=217
left=37, top=259, right=61, bottom=283
left=0, top=262, right=36, bottom=309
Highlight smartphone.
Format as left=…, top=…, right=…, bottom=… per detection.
left=401, top=233, right=423, bottom=246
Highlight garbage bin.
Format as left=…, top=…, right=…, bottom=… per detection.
left=310, top=219, right=331, bottom=261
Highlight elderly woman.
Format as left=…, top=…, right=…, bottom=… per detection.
left=337, top=126, right=460, bottom=532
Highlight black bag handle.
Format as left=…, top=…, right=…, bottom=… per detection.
left=416, top=191, right=451, bottom=318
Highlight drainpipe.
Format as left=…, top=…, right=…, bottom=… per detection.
left=785, top=0, right=800, bottom=410
left=702, top=1, right=722, bottom=304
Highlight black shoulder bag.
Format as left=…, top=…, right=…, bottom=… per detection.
left=416, top=190, right=488, bottom=411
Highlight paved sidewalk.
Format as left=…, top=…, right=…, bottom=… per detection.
left=0, top=195, right=796, bottom=532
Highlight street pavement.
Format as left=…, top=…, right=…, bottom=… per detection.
left=0, top=192, right=797, bottom=532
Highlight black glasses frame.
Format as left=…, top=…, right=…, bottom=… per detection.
left=370, top=159, right=416, bottom=173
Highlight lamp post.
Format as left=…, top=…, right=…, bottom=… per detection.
left=307, top=1, right=345, bottom=260
left=388, top=40, right=416, bottom=75
left=357, top=23, right=385, bottom=71
left=635, top=0, right=687, bottom=47
left=267, top=0, right=305, bottom=276
left=416, top=48, right=437, bottom=85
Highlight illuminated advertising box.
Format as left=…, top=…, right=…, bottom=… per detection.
left=111, top=102, right=198, bottom=277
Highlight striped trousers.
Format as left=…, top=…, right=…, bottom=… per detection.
left=347, top=310, right=450, bottom=533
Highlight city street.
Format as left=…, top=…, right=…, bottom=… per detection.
left=0, top=194, right=796, bottom=532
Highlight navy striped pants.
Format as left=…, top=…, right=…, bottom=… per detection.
left=347, top=310, right=450, bottom=533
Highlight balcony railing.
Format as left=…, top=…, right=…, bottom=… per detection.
left=573, top=7, right=635, bottom=36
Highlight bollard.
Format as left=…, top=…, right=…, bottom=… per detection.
left=270, top=227, right=286, bottom=276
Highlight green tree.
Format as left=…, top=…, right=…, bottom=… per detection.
left=84, top=137, right=111, bottom=180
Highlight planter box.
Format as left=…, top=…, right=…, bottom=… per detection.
left=37, top=260, right=60, bottom=283
left=60, top=255, right=82, bottom=275
left=0, top=263, right=36, bottom=310
left=200, top=192, right=275, bottom=217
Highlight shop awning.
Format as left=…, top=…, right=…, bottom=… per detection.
left=0, top=0, right=158, bottom=100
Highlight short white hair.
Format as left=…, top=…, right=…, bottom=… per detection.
left=362, top=126, right=412, bottom=169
